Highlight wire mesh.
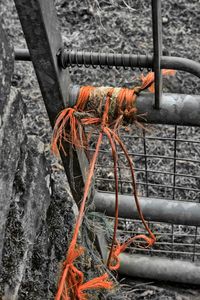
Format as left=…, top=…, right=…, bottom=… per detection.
left=114, top=218, right=200, bottom=263
left=88, top=123, right=200, bottom=262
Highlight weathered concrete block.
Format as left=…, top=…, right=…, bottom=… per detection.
left=0, top=17, right=22, bottom=265
left=0, top=17, right=14, bottom=120
left=0, top=88, right=26, bottom=264
left=0, top=19, right=74, bottom=300
left=0, top=98, right=74, bottom=299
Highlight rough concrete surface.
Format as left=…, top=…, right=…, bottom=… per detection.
left=0, top=13, right=74, bottom=300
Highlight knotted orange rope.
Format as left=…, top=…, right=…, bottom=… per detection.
left=55, top=89, right=114, bottom=300
left=52, top=70, right=175, bottom=299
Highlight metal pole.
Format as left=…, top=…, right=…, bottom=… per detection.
left=119, top=253, right=200, bottom=285
left=93, top=191, right=200, bottom=226
left=13, top=0, right=91, bottom=207
left=151, top=0, right=163, bottom=109
left=69, top=85, right=200, bottom=127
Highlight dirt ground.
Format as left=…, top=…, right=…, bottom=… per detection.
left=1, top=0, right=200, bottom=299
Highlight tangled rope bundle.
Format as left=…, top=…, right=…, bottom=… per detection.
left=52, top=70, right=175, bottom=300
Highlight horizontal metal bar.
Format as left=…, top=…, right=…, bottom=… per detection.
left=119, top=253, right=200, bottom=284
left=135, top=90, right=200, bottom=124
left=70, top=86, right=200, bottom=126
left=93, top=191, right=200, bottom=226
left=14, top=48, right=200, bottom=79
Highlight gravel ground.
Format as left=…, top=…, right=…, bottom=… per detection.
left=1, top=0, right=200, bottom=299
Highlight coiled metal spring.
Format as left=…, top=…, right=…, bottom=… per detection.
left=59, top=49, right=153, bottom=71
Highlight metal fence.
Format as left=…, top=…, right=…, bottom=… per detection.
left=92, top=124, right=200, bottom=284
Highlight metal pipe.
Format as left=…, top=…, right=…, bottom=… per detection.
left=151, top=0, right=163, bottom=109
left=69, top=85, right=200, bottom=126
left=97, top=230, right=200, bottom=285
left=119, top=253, right=200, bottom=285
left=136, top=92, right=200, bottom=126
left=14, top=48, right=200, bottom=79
left=93, top=191, right=200, bottom=226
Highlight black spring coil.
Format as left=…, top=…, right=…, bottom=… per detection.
left=137, top=54, right=144, bottom=72
left=146, top=53, right=152, bottom=72
left=107, top=53, right=113, bottom=70
left=99, top=52, right=105, bottom=69
left=60, top=49, right=152, bottom=72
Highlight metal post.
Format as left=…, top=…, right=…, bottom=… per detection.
left=151, top=0, right=163, bottom=109
left=13, top=0, right=91, bottom=207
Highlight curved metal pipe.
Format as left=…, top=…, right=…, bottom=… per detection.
left=161, top=56, right=200, bottom=79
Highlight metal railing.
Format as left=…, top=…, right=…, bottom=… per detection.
left=92, top=124, right=200, bottom=284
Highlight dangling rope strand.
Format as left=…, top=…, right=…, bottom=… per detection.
left=103, top=127, right=119, bottom=268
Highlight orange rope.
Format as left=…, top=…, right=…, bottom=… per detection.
left=55, top=90, right=114, bottom=300
left=52, top=70, right=175, bottom=299
left=140, top=69, right=176, bottom=92
left=106, top=128, right=156, bottom=270
left=103, top=127, right=119, bottom=268
left=52, top=86, right=94, bottom=154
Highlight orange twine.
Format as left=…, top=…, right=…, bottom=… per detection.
left=52, top=70, right=175, bottom=299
